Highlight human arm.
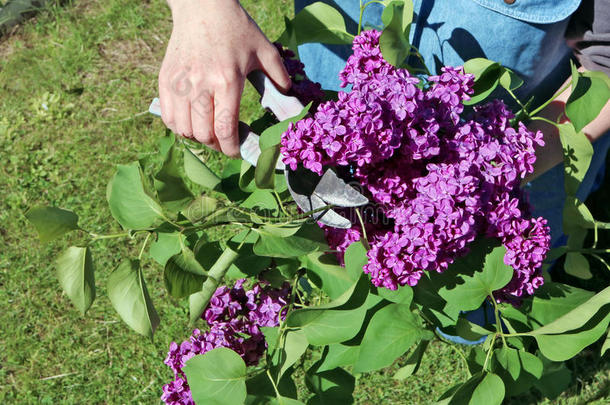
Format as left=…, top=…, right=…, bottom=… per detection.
left=525, top=67, right=610, bottom=183
left=525, top=0, right=610, bottom=182
left=159, top=0, right=291, bottom=157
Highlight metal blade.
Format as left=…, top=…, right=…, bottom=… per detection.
left=285, top=167, right=353, bottom=229
left=238, top=123, right=285, bottom=171
left=314, top=169, right=369, bottom=207
left=247, top=70, right=305, bottom=121
left=290, top=192, right=353, bottom=229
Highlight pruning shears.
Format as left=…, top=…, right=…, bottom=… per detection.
left=148, top=70, right=368, bottom=228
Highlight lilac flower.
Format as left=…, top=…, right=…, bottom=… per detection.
left=162, top=280, right=290, bottom=404
left=280, top=29, right=550, bottom=304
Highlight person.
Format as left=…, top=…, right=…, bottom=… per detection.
left=158, top=0, right=610, bottom=246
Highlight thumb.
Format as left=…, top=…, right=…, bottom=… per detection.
left=256, top=43, right=292, bottom=93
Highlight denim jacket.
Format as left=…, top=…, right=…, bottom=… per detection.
left=295, top=0, right=610, bottom=246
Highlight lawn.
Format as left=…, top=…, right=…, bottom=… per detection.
left=0, top=0, right=608, bottom=403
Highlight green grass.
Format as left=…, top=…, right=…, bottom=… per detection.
left=0, top=1, right=608, bottom=403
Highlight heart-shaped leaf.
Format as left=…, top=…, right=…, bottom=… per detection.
left=56, top=246, right=95, bottom=314
left=107, top=259, right=160, bottom=339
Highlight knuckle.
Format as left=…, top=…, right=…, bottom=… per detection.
left=214, top=113, right=236, bottom=139
left=193, top=131, right=213, bottom=145
left=191, top=92, right=213, bottom=116
left=213, top=70, right=240, bottom=90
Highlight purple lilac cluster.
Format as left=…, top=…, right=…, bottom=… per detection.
left=281, top=30, right=550, bottom=302
left=161, top=280, right=290, bottom=405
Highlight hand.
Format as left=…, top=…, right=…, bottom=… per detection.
left=159, top=0, right=291, bottom=157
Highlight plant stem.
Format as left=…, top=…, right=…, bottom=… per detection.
left=274, top=190, right=290, bottom=217
left=355, top=208, right=370, bottom=250
left=482, top=334, right=497, bottom=372
left=529, top=116, right=557, bottom=126
left=506, top=87, right=526, bottom=111
left=529, top=80, right=572, bottom=117
left=90, top=232, right=130, bottom=240
left=266, top=369, right=282, bottom=400
left=138, top=232, right=152, bottom=260
left=490, top=293, right=507, bottom=347
left=449, top=344, right=471, bottom=378
left=358, top=0, right=385, bottom=34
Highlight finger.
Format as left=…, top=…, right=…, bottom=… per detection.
left=159, top=76, right=176, bottom=133
left=213, top=82, right=242, bottom=158
left=174, top=98, right=193, bottom=139
left=191, top=89, right=220, bottom=151
left=257, top=44, right=292, bottom=93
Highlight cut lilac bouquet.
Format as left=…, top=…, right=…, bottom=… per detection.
left=281, top=29, right=550, bottom=303
left=26, top=1, right=610, bottom=404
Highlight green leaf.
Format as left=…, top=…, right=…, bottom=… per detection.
left=563, top=196, right=595, bottom=234
left=255, top=145, right=281, bottom=189
left=528, top=285, right=610, bottom=335
left=241, top=189, right=279, bottom=217
left=164, top=262, right=205, bottom=298
left=557, top=122, right=593, bottom=197
left=344, top=242, right=368, bottom=281
left=468, top=373, right=505, bottom=405
left=535, top=309, right=610, bottom=361
left=246, top=368, right=298, bottom=401
left=183, top=347, right=247, bottom=405
left=189, top=248, right=240, bottom=325
left=220, top=160, right=249, bottom=201
left=259, top=103, right=312, bottom=149
left=379, top=1, right=411, bottom=67
left=499, top=68, right=523, bottom=91
left=454, top=317, right=494, bottom=341
left=183, top=148, right=221, bottom=189
left=281, top=16, right=299, bottom=56
left=254, top=224, right=326, bottom=258
left=393, top=340, right=428, bottom=380
left=304, top=252, right=355, bottom=300
left=412, top=274, right=460, bottom=328
left=286, top=276, right=370, bottom=345
left=377, top=284, right=413, bottom=304
left=463, top=58, right=503, bottom=105
left=182, top=195, right=219, bottom=224
left=566, top=63, right=610, bottom=133
left=164, top=246, right=207, bottom=299
left=226, top=244, right=271, bottom=280
left=280, top=2, right=354, bottom=46
left=493, top=347, right=542, bottom=396
left=154, top=139, right=193, bottom=212
left=439, top=244, right=513, bottom=312
left=353, top=303, right=426, bottom=373
left=149, top=231, right=184, bottom=266
left=306, top=362, right=355, bottom=405
left=107, top=162, right=164, bottom=230
left=528, top=282, right=594, bottom=326
left=107, top=260, right=160, bottom=339
left=317, top=344, right=360, bottom=372
left=601, top=328, right=610, bottom=356
left=239, top=161, right=258, bottom=193
left=55, top=246, right=95, bottom=314
left=533, top=356, right=572, bottom=399
left=564, top=252, right=592, bottom=280
left=25, top=206, right=80, bottom=243
left=261, top=223, right=302, bottom=238
left=271, top=330, right=309, bottom=380
left=443, top=372, right=505, bottom=405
